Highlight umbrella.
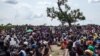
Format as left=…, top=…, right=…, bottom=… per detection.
left=26, top=29, right=33, bottom=32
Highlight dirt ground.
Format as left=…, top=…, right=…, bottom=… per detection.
left=50, top=45, right=69, bottom=56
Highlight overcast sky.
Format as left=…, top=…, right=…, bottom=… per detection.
left=0, top=0, right=100, bottom=26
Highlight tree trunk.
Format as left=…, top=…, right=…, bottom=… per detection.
left=61, top=22, right=65, bottom=33
left=68, top=22, right=72, bottom=27
left=61, top=21, right=65, bottom=26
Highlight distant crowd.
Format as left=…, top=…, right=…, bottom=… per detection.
left=0, top=25, right=100, bottom=56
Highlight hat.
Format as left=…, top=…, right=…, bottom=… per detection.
left=85, top=49, right=93, bottom=56
left=88, top=45, right=94, bottom=52
left=32, top=44, right=37, bottom=48
left=43, top=41, right=48, bottom=45
left=23, top=41, right=28, bottom=45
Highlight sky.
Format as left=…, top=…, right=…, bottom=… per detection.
left=0, top=0, right=100, bottom=26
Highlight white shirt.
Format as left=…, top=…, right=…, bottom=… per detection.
left=72, top=41, right=76, bottom=48
left=10, top=38, right=17, bottom=46
left=4, top=35, right=10, bottom=42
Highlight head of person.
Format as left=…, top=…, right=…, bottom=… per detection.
left=84, top=49, right=93, bottom=56
left=88, top=45, right=94, bottom=52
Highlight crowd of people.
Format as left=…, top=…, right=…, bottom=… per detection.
left=0, top=25, right=100, bottom=56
